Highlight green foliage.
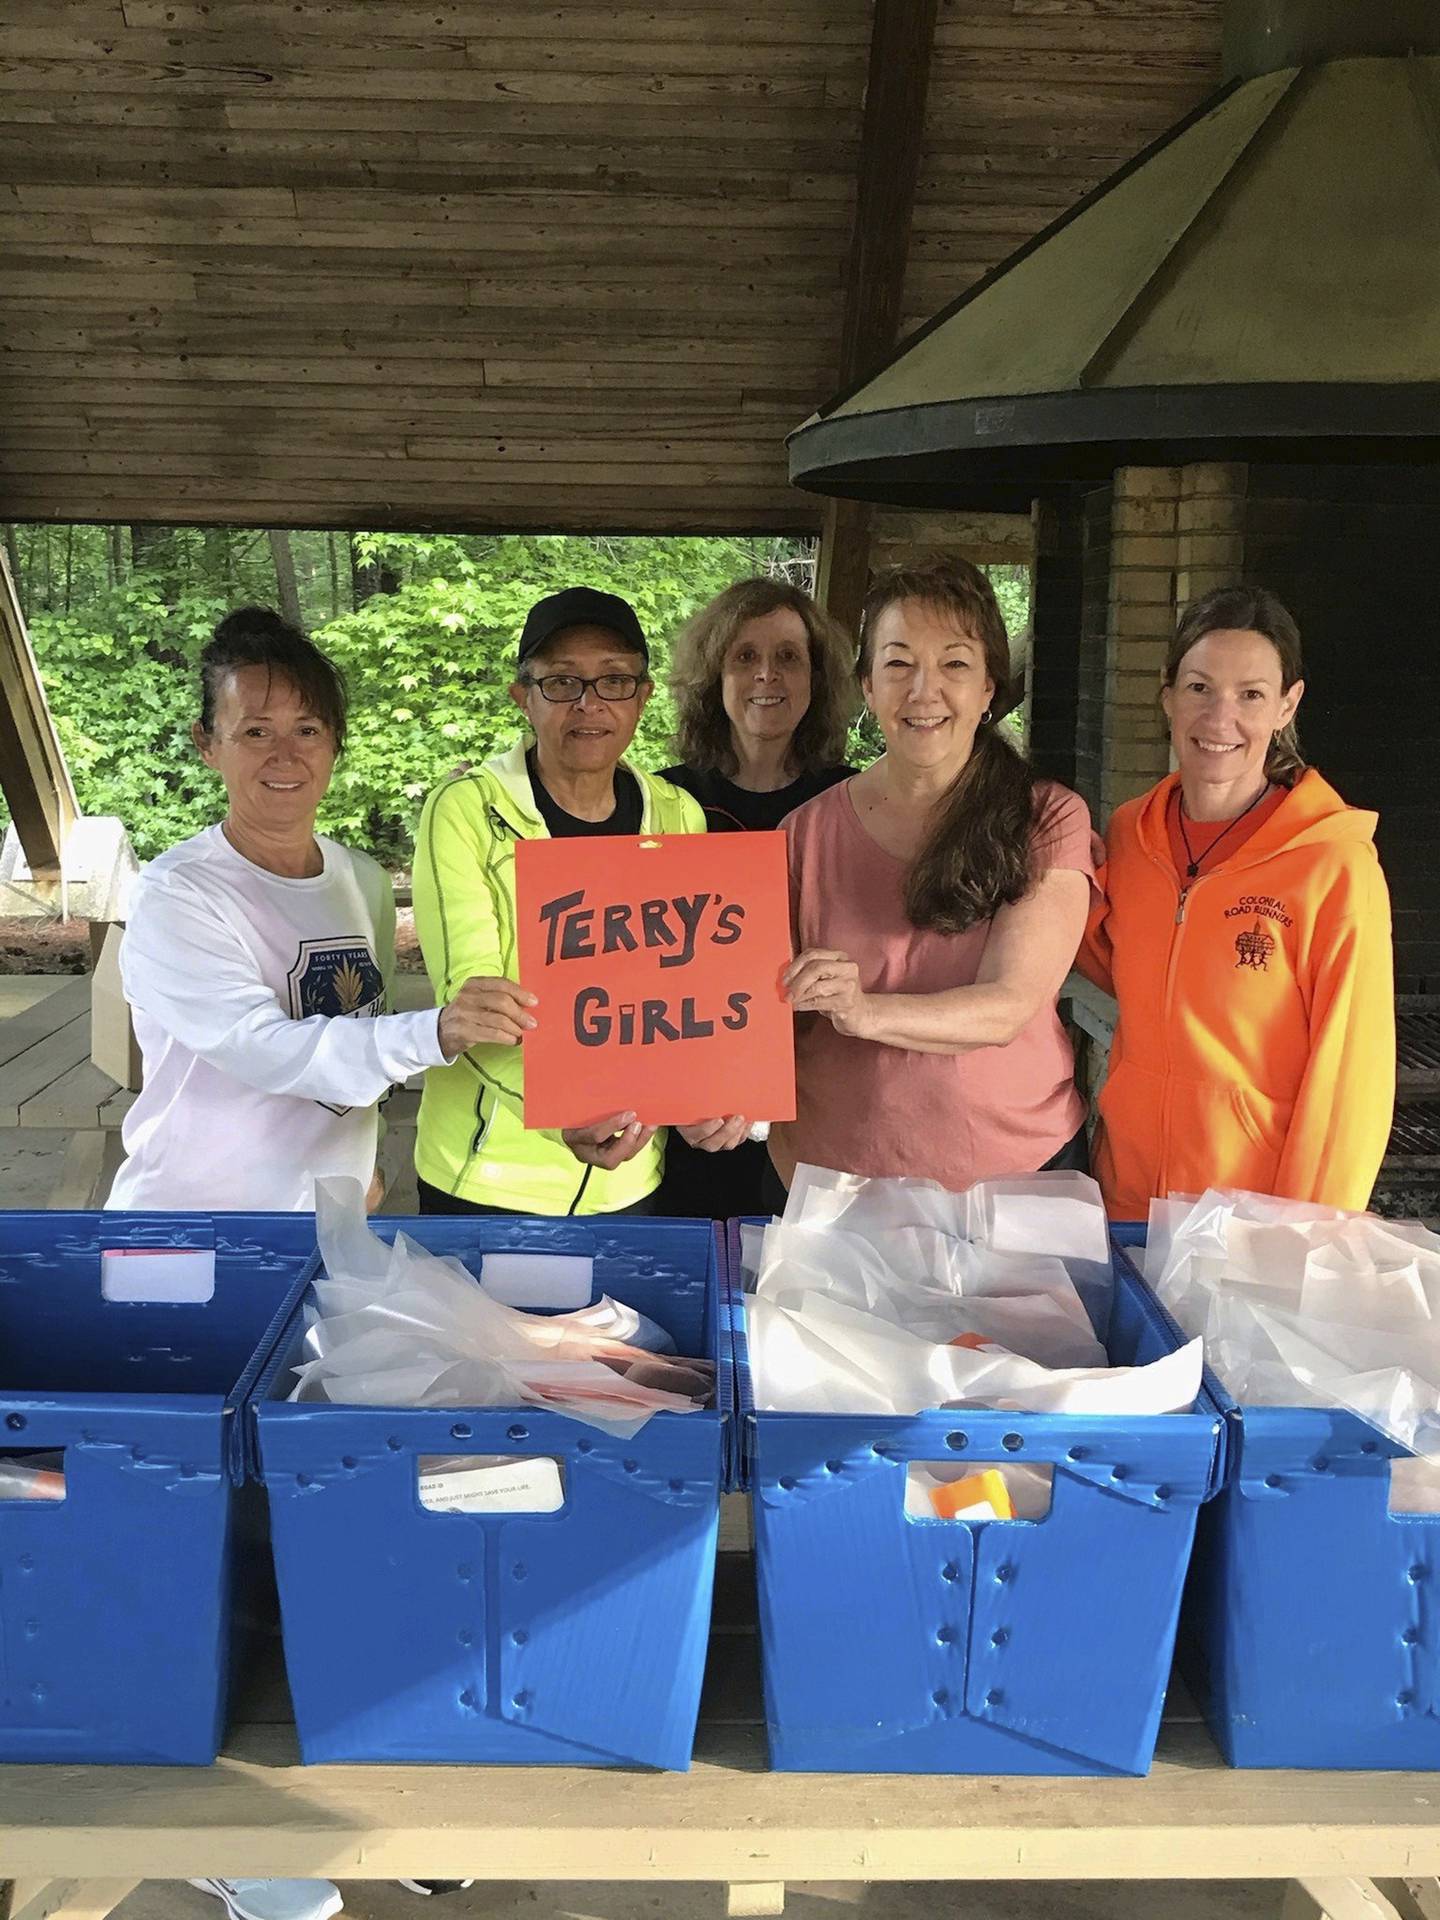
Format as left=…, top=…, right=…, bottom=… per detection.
left=6, top=529, right=814, bottom=863
left=2, top=525, right=1034, bottom=867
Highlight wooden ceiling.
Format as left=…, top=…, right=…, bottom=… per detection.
left=0, top=0, right=1222, bottom=534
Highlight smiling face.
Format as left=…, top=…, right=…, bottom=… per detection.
left=861, top=598, right=996, bottom=773
left=511, top=624, right=651, bottom=780
left=193, top=664, right=336, bottom=834
left=719, top=605, right=813, bottom=761
left=1162, top=627, right=1303, bottom=803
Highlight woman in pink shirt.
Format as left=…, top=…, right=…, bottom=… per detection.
left=767, top=559, right=1096, bottom=1204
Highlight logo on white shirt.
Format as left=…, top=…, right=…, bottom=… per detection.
left=288, top=937, right=385, bottom=1112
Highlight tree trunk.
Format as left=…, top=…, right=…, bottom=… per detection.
left=109, top=524, right=126, bottom=587
left=350, top=534, right=401, bottom=609
left=327, top=531, right=341, bottom=619
left=268, top=529, right=304, bottom=628
left=202, top=527, right=231, bottom=594
left=2, top=524, right=22, bottom=612
left=62, top=525, right=74, bottom=613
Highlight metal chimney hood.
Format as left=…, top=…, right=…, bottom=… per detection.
left=788, top=1, right=1440, bottom=511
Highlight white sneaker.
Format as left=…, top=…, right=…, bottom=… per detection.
left=398, top=1887, right=476, bottom=1898
left=189, top=1880, right=343, bottom=1920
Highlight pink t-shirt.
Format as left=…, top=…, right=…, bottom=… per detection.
left=772, top=778, right=1095, bottom=1191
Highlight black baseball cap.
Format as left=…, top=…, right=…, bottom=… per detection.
left=516, top=586, right=649, bottom=671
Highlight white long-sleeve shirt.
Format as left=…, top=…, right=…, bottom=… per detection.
left=108, top=824, right=448, bottom=1212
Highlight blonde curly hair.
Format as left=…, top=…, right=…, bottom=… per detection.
left=668, top=578, right=858, bottom=776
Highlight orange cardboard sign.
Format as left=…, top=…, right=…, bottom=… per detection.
left=516, top=831, right=796, bottom=1130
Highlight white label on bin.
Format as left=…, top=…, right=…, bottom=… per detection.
left=417, top=1454, right=565, bottom=1514
left=480, top=1252, right=593, bottom=1311
left=101, top=1248, right=216, bottom=1304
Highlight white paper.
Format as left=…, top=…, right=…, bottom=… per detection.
left=101, top=1247, right=215, bottom=1304
left=481, top=1252, right=594, bottom=1311
left=418, top=1454, right=564, bottom=1514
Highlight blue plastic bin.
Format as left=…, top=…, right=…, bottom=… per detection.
left=0, top=1210, right=316, bottom=1764
left=730, top=1223, right=1224, bottom=1774
left=1114, top=1220, right=1440, bottom=1770
left=253, top=1214, right=728, bottom=1768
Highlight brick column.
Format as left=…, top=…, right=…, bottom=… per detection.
left=1089, top=463, right=1249, bottom=821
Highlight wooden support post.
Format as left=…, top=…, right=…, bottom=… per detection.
left=812, top=0, right=939, bottom=637
left=1283, top=1881, right=1406, bottom=1920
left=1, top=1882, right=140, bottom=1920
left=0, top=544, right=78, bottom=880
left=725, top=1884, right=786, bottom=1918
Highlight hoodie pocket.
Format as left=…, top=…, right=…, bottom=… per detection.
left=1095, top=1056, right=1165, bottom=1214
left=1230, top=1083, right=1293, bottom=1158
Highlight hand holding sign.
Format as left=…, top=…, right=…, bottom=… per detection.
left=516, top=830, right=795, bottom=1130
left=561, top=1111, right=657, bottom=1170
left=438, top=975, right=539, bottom=1059
left=783, top=949, right=869, bottom=1038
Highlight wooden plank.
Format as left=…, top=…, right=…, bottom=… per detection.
left=116, top=3, right=874, bottom=43
left=96, top=1084, right=136, bottom=1129
left=79, top=221, right=850, bottom=261
left=0, top=128, right=858, bottom=191
left=2, top=28, right=863, bottom=77
left=21, top=1057, right=119, bottom=1130
left=1, top=498, right=820, bottom=536
left=0, top=978, right=90, bottom=1069
left=46, top=1129, right=109, bottom=1208
left=0, top=1013, right=91, bottom=1128
left=0, top=315, right=842, bottom=355
left=726, top=1887, right=786, bottom=1918
left=1283, top=1885, right=1405, bottom=1920
left=4, top=1881, right=139, bottom=1920
left=0, top=550, right=79, bottom=880
left=0, top=60, right=854, bottom=109
left=11, top=1711, right=1440, bottom=1882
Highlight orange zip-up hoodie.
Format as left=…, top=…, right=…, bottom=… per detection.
left=1079, top=768, right=1395, bottom=1220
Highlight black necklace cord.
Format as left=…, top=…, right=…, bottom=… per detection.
left=1176, top=782, right=1273, bottom=880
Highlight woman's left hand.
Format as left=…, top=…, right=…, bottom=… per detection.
left=677, top=1115, right=751, bottom=1152
left=783, top=949, right=872, bottom=1038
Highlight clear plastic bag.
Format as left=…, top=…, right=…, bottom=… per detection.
left=292, top=1179, right=711, bottom=1436
left=1149, top=1188, right=1440, bottom=1457
left=745, top=1166, right=1197, bottom=1417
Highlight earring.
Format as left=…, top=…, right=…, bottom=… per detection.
left=981, top=708, right=993, bottom=725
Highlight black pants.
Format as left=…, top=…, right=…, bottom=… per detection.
left=416, top=1176, right=657, bottom=1218
left=758, top=1123, right=1092, bottom=1218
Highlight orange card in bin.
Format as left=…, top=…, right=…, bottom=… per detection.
left=930, top=1469, right=1016, bottom=1521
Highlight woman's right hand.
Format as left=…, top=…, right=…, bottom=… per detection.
left=438, top=976, right=538, bottom=1058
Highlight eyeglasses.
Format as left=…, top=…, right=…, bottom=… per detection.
left=525, top=672, right=648, bottom=704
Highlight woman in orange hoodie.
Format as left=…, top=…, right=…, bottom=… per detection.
left=1081, top=586, right=1394, bottom=1220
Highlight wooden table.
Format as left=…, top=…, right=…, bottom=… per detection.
left=4, top=1560, right=1440, bottom=1920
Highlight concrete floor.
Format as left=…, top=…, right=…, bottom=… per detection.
left=112, top=1878, right=1282, bottom=1920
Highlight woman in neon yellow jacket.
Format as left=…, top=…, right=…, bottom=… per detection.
left=412, top=586, right=742, bottom=1217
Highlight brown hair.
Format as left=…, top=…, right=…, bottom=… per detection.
left=1165, top=586, right=1306, bottom=786
left=199, top=605, right=348, bottom=753
left=668, top=578, right=857, bottom=777
left=860, top=559, right=1041, bottom=934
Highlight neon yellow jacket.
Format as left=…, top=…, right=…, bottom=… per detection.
left=412, top=739, right=705, bottom=1213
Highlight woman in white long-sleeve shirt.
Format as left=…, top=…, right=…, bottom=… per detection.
left=109, top=609, right=487, bottom=1920
left=110, top=607, right=525, bottom=1214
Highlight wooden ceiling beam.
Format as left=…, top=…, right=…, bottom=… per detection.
left=815, top=0, right=940, bottom=637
